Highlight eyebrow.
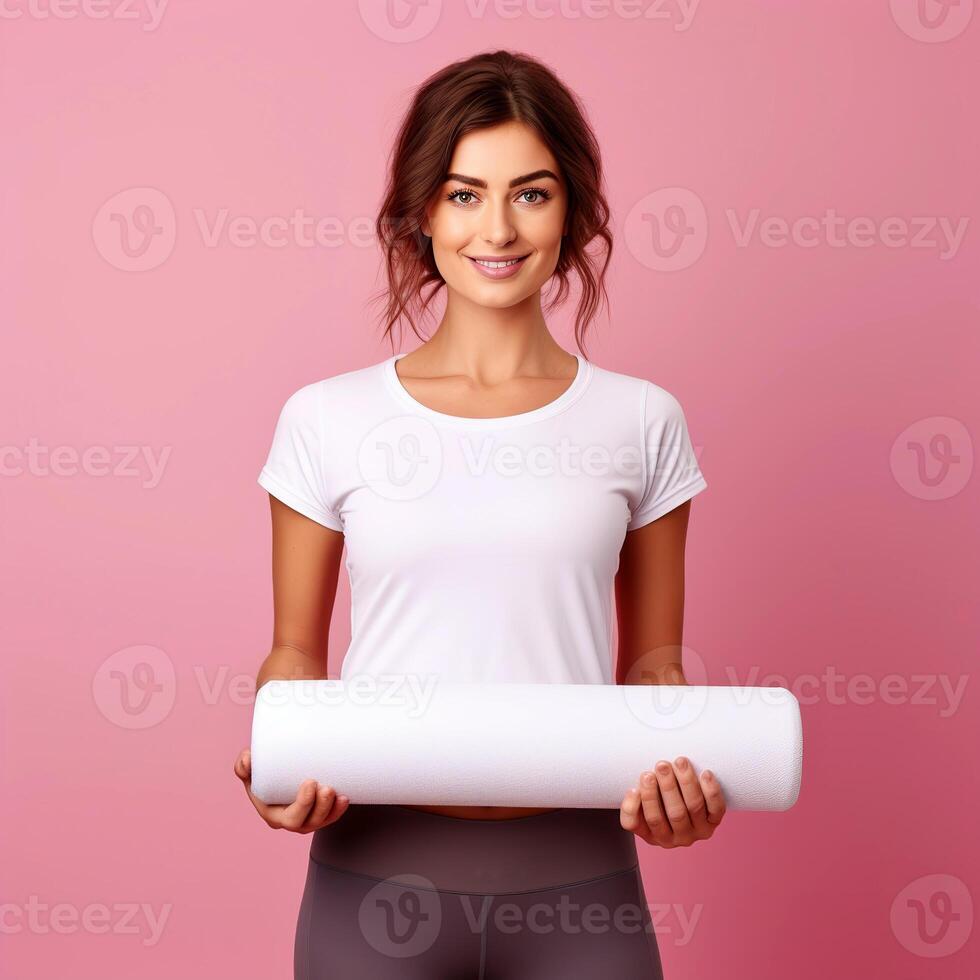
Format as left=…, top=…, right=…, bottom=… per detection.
left=444, top=169, right=560, bottom=189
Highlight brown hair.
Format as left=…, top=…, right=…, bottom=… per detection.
left=373, top=50, right=612, bottom=357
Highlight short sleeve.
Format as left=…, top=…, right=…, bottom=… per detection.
left=628, top=383, right=707, bottom=530
left=257, top=381, right=343, bottom=532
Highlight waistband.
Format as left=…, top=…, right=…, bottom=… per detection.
left=309, top=804, right=639, bottom=895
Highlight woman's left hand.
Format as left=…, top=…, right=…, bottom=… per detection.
left=620, top=757, right=726, bottom=848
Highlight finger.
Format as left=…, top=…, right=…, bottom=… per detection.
left=323, top=794, right=351, bottom=827
left=655, top=761, right=693, bottom=836
left=638, top=770, right=673, bottom=846
left=673, top=757, right=709, bottom=830
left=242, top=779, right=280, bottom=825
left=300, top=784, right=337, bottom=832
left=699, top=769, right=727, bottom=826
left=234, top=751, right=277, bottom=823
left=620, top=788, right=654, bottom=845
left=278, top=780, right=319, bottom=832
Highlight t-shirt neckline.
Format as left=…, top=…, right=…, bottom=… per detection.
left=382, top=352, right=593, bottom=427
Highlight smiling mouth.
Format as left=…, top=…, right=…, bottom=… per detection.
left=467, top=255, right=528, bottom=269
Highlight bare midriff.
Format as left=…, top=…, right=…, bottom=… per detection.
left=401, top=804, right=559, bottom=820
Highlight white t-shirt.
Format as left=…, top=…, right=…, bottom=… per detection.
left=257, top=353, right=707, bottom=685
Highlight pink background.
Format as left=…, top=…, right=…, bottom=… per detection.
left=2, top=1, right=978, bottom=977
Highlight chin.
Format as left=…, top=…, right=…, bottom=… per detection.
left=462, top=295, right=513, bottom=310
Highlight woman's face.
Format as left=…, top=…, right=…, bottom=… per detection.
left=423, top=120, right=567, bottom=310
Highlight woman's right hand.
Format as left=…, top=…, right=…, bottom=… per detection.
left=234, top=748, right=351, bottom=833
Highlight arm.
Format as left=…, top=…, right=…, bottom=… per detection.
left=617, top=379, right=707, bottom=686
left=234, top=495, right=350, bottom=832
left=614, top=499, right=692, bottom=687
left=615, top=500, right=727, bottom=847
left=256, top=495, right=344, bottom=689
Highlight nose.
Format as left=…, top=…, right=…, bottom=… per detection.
left=480, top=196, right=517, bottom=248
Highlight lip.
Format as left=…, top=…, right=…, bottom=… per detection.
left=464, top=252, right=531, bottom=281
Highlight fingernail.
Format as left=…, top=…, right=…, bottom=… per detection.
left=675, top=757, right=688, bottom=770
left=656, top=762, right=671, bottom=775
left=642, top=771, right=655, bottom=785
left=703, top=770, right=713, bottom=780
left=338, top=795, right=349, bottom=805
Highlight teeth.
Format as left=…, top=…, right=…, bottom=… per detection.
left=474, top=257, right=522, bottom=268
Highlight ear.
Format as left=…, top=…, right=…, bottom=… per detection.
left=420, top=199, right=435, bottom=239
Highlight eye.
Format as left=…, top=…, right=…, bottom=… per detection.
left=447, top=189, right=479, bottom=207
left=516, top=187, right=553, bottom=206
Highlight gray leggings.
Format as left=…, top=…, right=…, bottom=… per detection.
left=294, top=803, right=664, bottom=978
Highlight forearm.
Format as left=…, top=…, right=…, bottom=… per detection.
left=256, top=644, right=328, bottom=691
left=616, top=648, right=689, bottom=686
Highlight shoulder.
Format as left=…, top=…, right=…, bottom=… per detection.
left=272, top=357, right=389, bottom=416
left=586, top=361, right=685, bottom=418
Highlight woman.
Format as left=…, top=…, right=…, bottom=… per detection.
left=234, top=49, right=726, bottom=979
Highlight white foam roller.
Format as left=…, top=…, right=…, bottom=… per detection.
left=250, top=680, right=803, bottom=811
